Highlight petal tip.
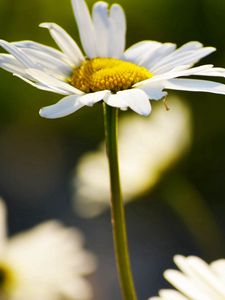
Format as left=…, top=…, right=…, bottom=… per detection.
left=141, top=108, right=152, bottom=117
left=39, top=22, right=50, bottom=29
left=39, top=108, right=48, bottom=118
left=93, top=1, right=108, bottom=8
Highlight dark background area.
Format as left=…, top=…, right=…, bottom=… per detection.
left=0, top=0, right=225, bottom=299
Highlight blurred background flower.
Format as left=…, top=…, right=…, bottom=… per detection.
left=0, top=0, right=225, bottom=299
left=73, top=96, right=192, bottom=217
left=149, top=255, right=225, bottom=300
left=0, top=199, right=96, bottom=300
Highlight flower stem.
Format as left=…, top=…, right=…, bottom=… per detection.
left=103, top=103, right=138, bottom=300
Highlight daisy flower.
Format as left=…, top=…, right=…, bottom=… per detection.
left=149, top=255, right=225, bottom=300
left=73, top=96, right=191, bottom=217
left=0, top=0, right=225, bottom=118
left=0, top=199, right=96, bottom=300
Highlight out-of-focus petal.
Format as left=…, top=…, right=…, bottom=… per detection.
left=151, top=255, right=225, bottom=300
left=0, top=199, right=7, bottom=254
left=73, top=96, right=191, bottom=217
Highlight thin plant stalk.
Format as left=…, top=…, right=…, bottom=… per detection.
left=103, top=103, right=138, bottom=300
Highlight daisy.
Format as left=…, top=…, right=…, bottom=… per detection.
left=0, top=199, right=96, bottom=300
left=73, top=96, right=191, bottom=217
left=149, top=255, right=225, bottom=300
left=0, top=0, right=225, bottom=118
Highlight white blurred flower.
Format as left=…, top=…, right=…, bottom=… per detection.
left=0, top=199, right=96, bottom=300
left=73, top=96, right=192, bottom=217
left=149, top=255, right=225, bottom=300
left=1, top=0, right=225, bottom=118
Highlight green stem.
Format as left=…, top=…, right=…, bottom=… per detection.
left=103, top=103, right=138, bottom=300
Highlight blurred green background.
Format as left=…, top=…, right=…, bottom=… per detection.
left=0, top=0, right=225, bottom=299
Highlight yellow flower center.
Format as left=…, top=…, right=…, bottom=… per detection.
left=0, top=262, right=17, bottom=296
left=70, top=58, right=152, bottom=93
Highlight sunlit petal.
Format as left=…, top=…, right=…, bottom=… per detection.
left=39, top=95, right=84, bottom=119
left=72, top=0, right=97, bottom=58
left=39, top=22, right=85, bottom=66
left=164, top=78, right=225, bottom=95
left=150, top=255, right=225, bottom=300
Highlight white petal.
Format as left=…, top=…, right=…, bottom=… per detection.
left=104, top=92, right=128, bottom=110
left=150, top=42, right=205, bottom=72
left=175, top=256, right=225, bottom=298
left=159, top=289, right=188, bottom=300
left=14, top=40, right=70, bottom=63
left=92, top=2, right=110, bottom=57
left=211, top=259, right=225, bottom=280
left=170, top=64, right=214, bottom=78
left=0, top=53, right=69, bottom=94
left=39, top=23, right=84, bottom=66
left=0, top=39, right=34, bottom=67
left=135, top=65, right=215, bottom=86
left=108, top=4, right=126, bottom=58
left=164, top=270, right=212, bottom=300
left=19, top=48, right=72, bottom=79
left=79, top=90, right=110, bottom=106
left=164, top=78, right=225, bottom=95
left=72, top=0, right=97, bottom=58
left=14, top=74, right=69, bottom=94
left=123, top=41, right=162, bottom=65
left=117, top=89, right=151, bottom=116
left=0, top=199, right=7, bottom=254
left=149, top=290, right=188, bottom=300
left=7, top=220, right=96, bottom=299
left=0, top=54, right=64, bottom=92
left=152, top=47, right=216, bottom=74
left=39, top=95, right=85, bottom=118
left=142, top=43, right=177, bottom=70
left=92, top=2, right=126, bottom=58
left=26, top=68, right=83, bottom=95
left=194, top=67, right=225, bottom=77
left=174, top=41, right=203, bottom=51
left=139, top=82, right=167, bottom=100
left=0, top=54, right=28, bottom=76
